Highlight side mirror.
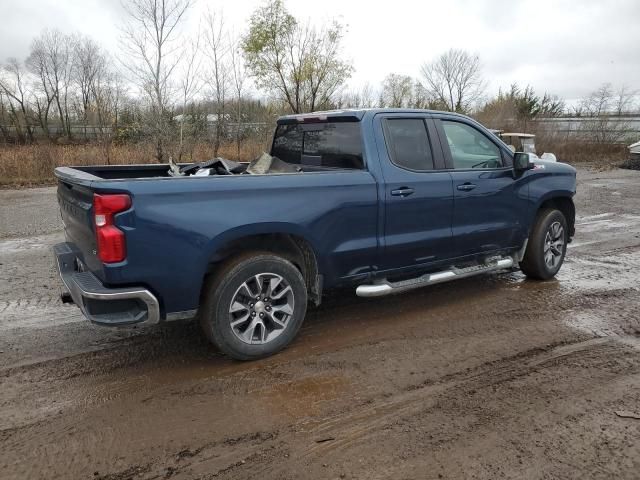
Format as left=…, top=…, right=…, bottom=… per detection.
left=514, top=152, right=534, bottom=172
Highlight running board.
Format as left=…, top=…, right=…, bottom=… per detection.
left=356, top=257, right=514, bottom=298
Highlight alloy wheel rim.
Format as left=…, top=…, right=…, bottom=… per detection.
left=228, top=273, right=295, bottom=345
left=544, top=221, right=565, bottom=269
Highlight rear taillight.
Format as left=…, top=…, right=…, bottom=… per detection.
left=94, top=193, right=131, bottom=263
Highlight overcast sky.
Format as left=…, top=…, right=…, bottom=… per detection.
left=1, top=0, right=639, bottom=103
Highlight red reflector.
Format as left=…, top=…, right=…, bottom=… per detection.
left=93, top=194, right=131, bottom=263
left=96, top=226, right=127, bottom=263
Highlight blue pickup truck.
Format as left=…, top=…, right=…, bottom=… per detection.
left=54, top=109, right=576, bottom=360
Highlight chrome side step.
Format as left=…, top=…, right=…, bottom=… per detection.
left=356, top=257, right=514, bottom=298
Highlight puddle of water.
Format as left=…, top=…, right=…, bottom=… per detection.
left=576, top=212, right=614, bottom=222
left=568, top=240, right=603, bottom=249
left=559, top=251, right=640, bottom=292
left=565, top=311, right=614, bottom=337
left=0, top=238, right=47, bottom=254
left=565, top=311, right=640, bottom=351
left=0, top=302, right=84, bottom=331
left=576, top=218, right=640, bottom=233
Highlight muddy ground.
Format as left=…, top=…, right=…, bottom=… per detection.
left=1, top=167, right=640, bottom=479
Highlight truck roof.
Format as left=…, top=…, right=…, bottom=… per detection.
left=276, top=108, right=470, bottom=124
left=501, top=133, right=536, bottom=138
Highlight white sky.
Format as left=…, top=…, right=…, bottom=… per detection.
left=1, top=0, right=639, bottom=103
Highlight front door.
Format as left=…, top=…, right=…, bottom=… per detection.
left=435, top=118, right=528, bottom=258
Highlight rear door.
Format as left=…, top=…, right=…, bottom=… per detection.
left=435, top=117, right=528, bottom=258
left=373, top=113, right=455, bottom=272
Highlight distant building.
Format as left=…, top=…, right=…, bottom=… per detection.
left=629, top=140, right=640, bottom=161
left=172, top=113, right=231, bottom=124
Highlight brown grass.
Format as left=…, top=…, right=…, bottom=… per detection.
left=536, top=138, right=628, bottom=167
left=0, top=139, right=268, bottom=187
left=0, top=136, right=630, bottom=188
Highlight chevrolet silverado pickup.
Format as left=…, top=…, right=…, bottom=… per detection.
left=53, top=109, right=577, bottom=360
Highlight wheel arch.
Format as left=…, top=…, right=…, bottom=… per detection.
left=202, top=225, right=322, bottom=306
left=535, top=194, right=575, bottom=238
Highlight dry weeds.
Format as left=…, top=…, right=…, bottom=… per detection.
left=0, top=139, right=267, bottom=187
left=0, top=137, right=629, bottom=187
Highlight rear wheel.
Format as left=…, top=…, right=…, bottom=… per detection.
left=199, top=253, right=307, bottom=360
left=520, top=208, right=568, bottom=280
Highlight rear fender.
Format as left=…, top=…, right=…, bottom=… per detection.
left=199, top=223, right=323, bottom=298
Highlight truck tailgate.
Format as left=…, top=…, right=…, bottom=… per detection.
left=57, top=179, right=101, bottom=274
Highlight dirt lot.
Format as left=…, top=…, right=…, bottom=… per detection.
left=1, top=166, right=640, bottom=479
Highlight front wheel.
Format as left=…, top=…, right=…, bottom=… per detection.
left=520, top=208, right=568, bottom=280
left=199, top=253, right=308, bottom=360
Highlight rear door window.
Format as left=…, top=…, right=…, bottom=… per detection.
left=271, top=122, right=364, bottom=169
left=383, top=118, right=434, bottom=171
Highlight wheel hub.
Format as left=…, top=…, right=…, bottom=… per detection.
left=254, top=300, right=266, bottom=315
left=228, top=272, right=295, bottom=345
left=544, top=221, right=565, bottom=269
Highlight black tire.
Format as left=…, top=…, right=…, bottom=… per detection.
left=199, top=252, right=308, bottom=360
left=520, top=208, right=569, bottom=280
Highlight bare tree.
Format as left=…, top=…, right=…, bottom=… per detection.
left=0, top=58, right=35, bottom=143
left=614, top=84, right=639, bottom=115
left=380, top=74, right=414, bottom=108
left=229, top=32, right=247, bottom=159
left=580, top=83, right=632, bottom=144
left=204, top=9, right=230, bottom=157
left=91, top=69, right=127, bottom=163
left=243, top=0, right=352, bottom=113
left=73, top=36, right=109, bottom=138
left=582, top=83, right=614, bottom=117
left=337, top=82, right=378, bottom=109
left=0, top=91, right=12, bottom=142
left=420, top=49, right=485, bottom=113
left=378, top=75, right=441, bottom=109
left=120, top=0, right=193, bottom=162
left=27, top=30, right=76, bottom=140
left=177, top=31, right=203, bottom=161
left=0, top=95, right=8, bottom=141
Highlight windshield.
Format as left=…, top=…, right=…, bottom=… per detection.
left=521, top=137, right=536, bottom=154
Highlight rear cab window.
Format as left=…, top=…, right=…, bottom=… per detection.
left=271, top=122, right=364, bottom=170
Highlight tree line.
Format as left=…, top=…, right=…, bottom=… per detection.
left=1, top=0, right=639, bottom=161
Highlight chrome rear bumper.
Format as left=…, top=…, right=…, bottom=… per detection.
left=53, top=242, right=160, bottom=326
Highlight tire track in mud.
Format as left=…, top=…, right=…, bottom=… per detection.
left=278, top=339, right=626, bottom=457
left=95, top=336, right=639, bottom=480
left=0, top=297, right=84, bottom=332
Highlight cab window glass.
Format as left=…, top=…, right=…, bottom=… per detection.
left=442, top=121, right=503, bottom=169
left=271, top=122, right=364, bottom=169
left=384, top=118, right=434, bottom=171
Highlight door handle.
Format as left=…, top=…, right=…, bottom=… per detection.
left=391, top=187, right=415, bottom=197
left=456, top=183, right=477, bottom=191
